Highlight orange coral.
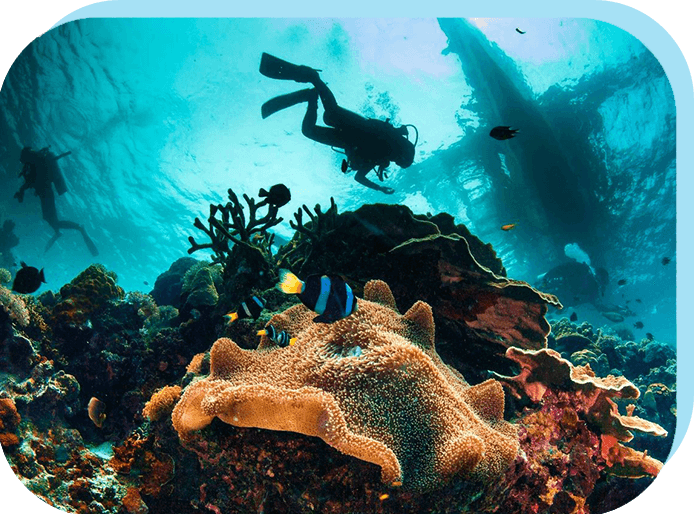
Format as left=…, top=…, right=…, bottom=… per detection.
left=0, top=398, right=21, bottom=448
left=143, top=386, right=182, bottom=421
left=173, top=280, right=518, bottom=490
left=497, top=347, right=667, bottom=478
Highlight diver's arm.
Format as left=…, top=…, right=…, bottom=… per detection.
left=354, top=168, right=394, bottom=194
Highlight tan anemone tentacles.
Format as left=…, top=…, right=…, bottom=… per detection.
left=172, top=279, right=519, bottom=490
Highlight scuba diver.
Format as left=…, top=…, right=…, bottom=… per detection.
left=14, top=146, right=99, bottom=257
left=259, top=52, right=417, bottom=195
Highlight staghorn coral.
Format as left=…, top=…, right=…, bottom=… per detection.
left=496, top=347, right=667, bottom=478
left=172, top=279, right=518, bottom=491
left=278, top=197, right=339, bottom=271
left=188, top=187, right=284, bottom=265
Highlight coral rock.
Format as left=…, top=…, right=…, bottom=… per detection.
left=0, top=398, right=21, bottom=448
left=173, top=280, right=518, bottom=491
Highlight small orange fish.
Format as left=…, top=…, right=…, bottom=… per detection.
left=341, top=159, right=349, bottom=173
left=379, top=494, right=389, bottom=501
left=501, top=223, right=517, bottom=231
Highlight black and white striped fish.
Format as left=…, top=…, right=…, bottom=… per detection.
left=257, top=325, right=297, bottom=347
left=276, top=269, right=357, bottom=323
left=225, top=295, right=266, bottom=323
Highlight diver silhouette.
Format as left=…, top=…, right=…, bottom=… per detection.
left=14, top=146, right=99, bottom=257
left=259, top=53, right=417, bottom=195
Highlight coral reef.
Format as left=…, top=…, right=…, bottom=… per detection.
left=547, top=318, right=676, bottom=462
left=172, top=279, right=519, bottom=491
left=497, top=347, right=666, bottom=477
left=277, top=202, right=560, bottom=380
left=0, top=205, right=676, bottom=514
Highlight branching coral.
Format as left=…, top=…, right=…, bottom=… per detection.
left=172, top=279, right=518, bottom=491
left=277, top=198, right=339, bottom=272
left=188, top=188, right=284, bottom=265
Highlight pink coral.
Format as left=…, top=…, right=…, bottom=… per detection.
left=497, top=347, right=666, bottom=478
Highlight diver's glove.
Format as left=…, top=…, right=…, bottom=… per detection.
left=381, top=187, right=395, bottom=195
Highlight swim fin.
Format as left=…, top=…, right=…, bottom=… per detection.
left=78, top=225, right=99, bottom=256
left=82, top=231, right=99, bottom=257
left=259, top=52, right=320, bottom=83
left=261, top=88, right=316, bottom=119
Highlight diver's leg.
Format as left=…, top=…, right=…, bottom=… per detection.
left=39, top=190, right=60, bottom=233
left=301, top=90, right=346, bottom=148
left=55, top=220, right=99, bottom=257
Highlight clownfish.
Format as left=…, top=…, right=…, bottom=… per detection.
left=276, top=269, right=357, bottom=323
left=225, top=295, right=266, bottom=323
left=257, top=325, right=297, bottom=347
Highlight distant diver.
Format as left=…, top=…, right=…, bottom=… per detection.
left=14, top=146, right=99, bottom=257
left=259, top=52, right=417, bottom=195
left=490, top=126, right=519, bottom=140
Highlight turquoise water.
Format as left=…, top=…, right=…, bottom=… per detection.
left=0, top=18, right=675, bottom=344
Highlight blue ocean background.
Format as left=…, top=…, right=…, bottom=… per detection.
left=0, top=18, right=676, bottom=345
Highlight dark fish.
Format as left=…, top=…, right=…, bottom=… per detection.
left=277, top=269, right=357, bottom=323
left=661, top=257, right=671, bottom=265
left=341, top=159, right=349, bottom=173
left=516, top=28, right=526, bottom=34
left=501, top=223, right=517, bottom=231
left=617, top=279, right=627, bottom=286
left=646, top=332, right=654, bottom=341
left=626, top=300, right=630, bottom=304
left=570, top=312, right=578, bottom=322
left=258, top=325, right=296, bottom=347
left=634, top=321, right=644, bottom=329
left=12, top=261, right=46, bottom=294
left=635, top=299, right=642, bottom=303
left=490, top=126, right=519, bottom=141
left=225, top=295, right=266, bottom=323
left=259, top=184, right=291, bottom=208
left=143, top=280, right=149, bottom=286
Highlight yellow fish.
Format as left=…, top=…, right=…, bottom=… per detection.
left=501, top=223, right=517, bottom=231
